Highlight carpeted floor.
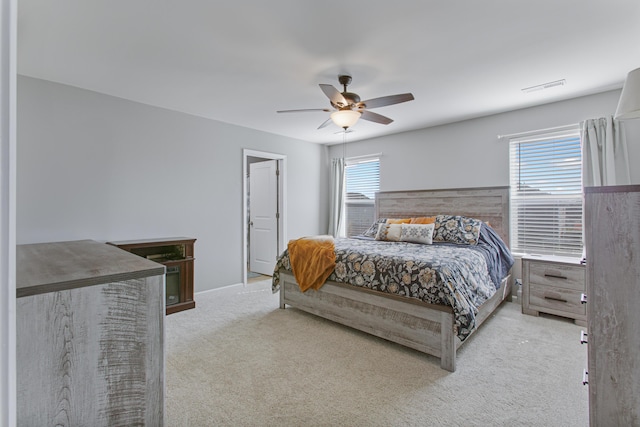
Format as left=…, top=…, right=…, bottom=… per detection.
left=165, top=279, right=589, bottom=426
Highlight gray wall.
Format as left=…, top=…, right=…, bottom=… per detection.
left=329, top=89, right=640, bottom=190
left=17, top=76, right=328, bottom=292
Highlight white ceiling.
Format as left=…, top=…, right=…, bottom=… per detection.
left=17, top=0, right=640, bottom=145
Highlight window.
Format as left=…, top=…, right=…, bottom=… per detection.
left=509, top=126, right=583, bottom=257
left=344, top=156, right=380, bottom=237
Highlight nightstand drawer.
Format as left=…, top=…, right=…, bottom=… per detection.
left=529, top=263, right=585, bottom=291
left=529, top=285, right=586, bottom=316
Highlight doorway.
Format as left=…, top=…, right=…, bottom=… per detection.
left=242, top=149, right=287, bottom=285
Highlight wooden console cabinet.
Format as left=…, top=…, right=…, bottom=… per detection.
left=108, top=237, right=196, bottom=315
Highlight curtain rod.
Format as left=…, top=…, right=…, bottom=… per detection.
left=497, top=123, right=579, bottom=141
left=346, top=152, right=383, bottom=161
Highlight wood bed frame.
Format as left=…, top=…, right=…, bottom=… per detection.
left=279, top=186, right=512, bottom=372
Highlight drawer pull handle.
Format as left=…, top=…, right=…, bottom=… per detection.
left=580, top=330, right=588, bottom=344
left=544, top=295, right=568, bottom=303
left=544, top=273, right=567, bottom=280
left=582, top=370, right=588, bottom=385
left=581, top=293, right=587, bottom=304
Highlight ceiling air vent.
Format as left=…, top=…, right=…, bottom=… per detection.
left=521, top=79, right=566, bottom=93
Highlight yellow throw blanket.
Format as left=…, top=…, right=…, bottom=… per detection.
left=287, top=235, right=336, bottom=292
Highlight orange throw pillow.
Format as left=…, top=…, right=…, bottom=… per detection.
left=410, top=216, right=436, bottom=224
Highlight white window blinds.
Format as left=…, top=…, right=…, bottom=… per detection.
left=345, top=156, right=380, bottom=237
left=509, top=127, right=583, bottom=256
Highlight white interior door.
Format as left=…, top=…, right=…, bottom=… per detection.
left=249, top=160, right=278, bottom=276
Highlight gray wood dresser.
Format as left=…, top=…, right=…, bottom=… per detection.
left=16, top=240, right=165, bottom=426
left=584, top=185, right=640, bottom=425
left=521, top=255, right=586, bottom=326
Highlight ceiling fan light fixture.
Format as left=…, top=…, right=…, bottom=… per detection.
left=330, top=110, right=361, bottom=129
left=278, top=75, right=414, bottom=131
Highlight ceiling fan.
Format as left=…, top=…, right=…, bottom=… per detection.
left=277, top=75, right=415, bottom=130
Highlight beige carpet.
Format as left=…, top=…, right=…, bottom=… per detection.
left=165, top=279, right=589, bottom=426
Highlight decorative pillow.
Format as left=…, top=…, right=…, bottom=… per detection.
left=386, top=218, right=412, bottom=224
left=432, top=215, right=482, bottom=245
left=400, top=223, right=435, bottom=244
left=375, top=223, right=402, bottom=241
left=362, top=218, right=387, bottom=238
left=410, top=216, right=436, bottom=224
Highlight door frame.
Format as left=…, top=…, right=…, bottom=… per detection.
left=242, top=149, right=287, bottom=285
left=1, top=0, right=18, bottom=422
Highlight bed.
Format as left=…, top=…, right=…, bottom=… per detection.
left=272, top=186, right=513, bottom=372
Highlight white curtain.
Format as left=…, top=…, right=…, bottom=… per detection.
left=581, top=116, right=631, bottom=187
left=328, top=158, right=345, bottom=237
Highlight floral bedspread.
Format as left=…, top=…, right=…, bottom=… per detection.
left=272, top=238, right=505, bottom=341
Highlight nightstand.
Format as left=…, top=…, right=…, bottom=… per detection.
left=521, top=255, right=586, bottom=326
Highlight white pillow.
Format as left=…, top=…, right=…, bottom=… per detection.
left=400, top=223, right=435, bottom=245
left=375, top=223, right=402, bottom=241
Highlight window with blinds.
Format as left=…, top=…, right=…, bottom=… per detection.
left=509, top=127, right=583, bottom=256
left=345, top=156, right=380, bottom=237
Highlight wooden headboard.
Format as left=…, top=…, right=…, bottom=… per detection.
left=375, top=186, right=510, bottom=246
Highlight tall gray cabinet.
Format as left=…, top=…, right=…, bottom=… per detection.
left=16, top=240, right=166, bottom=426
left=584, top=185, right=640, bottom=426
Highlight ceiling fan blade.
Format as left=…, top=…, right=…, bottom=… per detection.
left=360, top=110, right=394, bottom=125
left=317, top=118, right=333, bottom=129
left=360, top=93, right=414, bottom=109
left=277, top=108, right=331, bottom=113
left=319, top=84, right=347, bottom=107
